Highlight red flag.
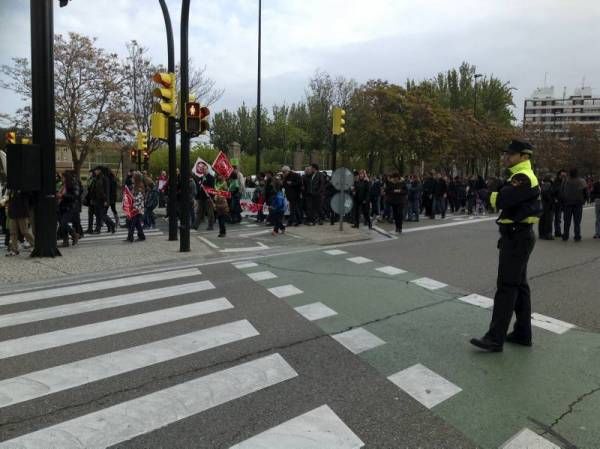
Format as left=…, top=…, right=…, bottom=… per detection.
left=122, top=186, right=135, bottom=219
left=202, top=185, right=231, bottom=198
left=212, top=151, right=234, bottom=178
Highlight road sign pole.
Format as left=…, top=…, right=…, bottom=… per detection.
left=339, top=167, right=344, bottom=232
left=179, top=0, right=191, bottom=252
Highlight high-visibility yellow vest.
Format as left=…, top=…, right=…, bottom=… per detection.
left=490, top=160, right=540, bottom=225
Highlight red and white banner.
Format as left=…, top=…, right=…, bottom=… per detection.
left=212, top=151, right=234, bottom=179
left=122, top=186, right=136, bottom=219
left=202, top=185, right=231, bottom=199
left=192, top=158, right=215, bottom=177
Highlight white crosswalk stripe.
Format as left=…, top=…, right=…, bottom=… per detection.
left=0, top=267, right=367, bottom=449
left=0, top=299, right=233, bottom=359
left=0, top=268, right=202, bottom=306
left=0, top=354, right=298, bottom=449
left=0, top=320, right=259, bottom=408
left=0, top=280, right=215, bottom=328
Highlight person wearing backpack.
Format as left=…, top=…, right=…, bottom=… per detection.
left=270, top=186, right=286, bottom=235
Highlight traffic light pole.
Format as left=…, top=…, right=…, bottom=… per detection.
left=331, top=133, right=337, bottom=171
left=255, top=0, right=262, bottom=174
left=30, top=0, right=60, bottom=258
left=179, top=0, right=191, bottom=252
left=158, top=0, right=178, bottom=241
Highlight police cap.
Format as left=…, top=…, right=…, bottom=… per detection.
left=504, top=139, right=533, bottom=155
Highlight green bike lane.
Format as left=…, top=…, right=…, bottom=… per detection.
left=233, top=249, right=600, bottom=449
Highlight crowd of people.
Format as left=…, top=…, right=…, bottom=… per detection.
left=1, top=163, right=600, bottom=256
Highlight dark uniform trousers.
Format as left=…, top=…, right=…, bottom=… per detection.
left=485, top=224, right=535, bottom=344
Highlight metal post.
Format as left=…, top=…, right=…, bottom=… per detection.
left=30, top=0, right=60, bottom=257
left=331, top=133, right=337, bottom=171
left=158, top=0, right=178, bottom=241
left=179, top=0, right=191, bottom=252
left=255, top=0, right=262, bottom=174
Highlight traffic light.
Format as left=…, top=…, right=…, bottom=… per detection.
left=332, top=107, right=346, bottom=135
left=5, top=132, right=16, bottom=144
left=150, top=72, right=175, bottom=141
left=152, top=72, right=176, bottom=116
left=136, top=131, right=148, bottom=151
left=184, top=103, right=210, bottom=136
left=130, top=148, right=137, bottom=163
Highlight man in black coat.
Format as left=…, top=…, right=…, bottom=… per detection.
left=305, top=163, right=325, bottom=225
left=282, top=166, right=302, bottom=226
left=90, top=167, right=115, bottom=234
left=352, top=169, right=371, bottom=228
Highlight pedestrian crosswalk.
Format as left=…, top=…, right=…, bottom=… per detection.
left=0, top=265, right=369, bottom=449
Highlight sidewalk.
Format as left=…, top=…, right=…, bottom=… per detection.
left=0, top=215, right=377, bottom=287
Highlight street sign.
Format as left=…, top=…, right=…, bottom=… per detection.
left=331, top=167, right=353, bottom=191
left=330, top=192, right=353, bottom=215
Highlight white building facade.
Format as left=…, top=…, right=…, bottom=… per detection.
left=523, top=86, right=600, bottom=139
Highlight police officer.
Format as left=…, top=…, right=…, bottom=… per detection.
left=470, top=139, right=541, bottom=352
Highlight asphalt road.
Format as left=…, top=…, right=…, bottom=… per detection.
left=0, top=209, right=598, bottom=449
left=362, top=206, right=600, bottom=331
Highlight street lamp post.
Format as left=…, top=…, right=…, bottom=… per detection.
left=255, top=0, right=262, bottom=175
left=179, top=0, right=191, bottom=252
left=473, top=73, right=483, bottom=118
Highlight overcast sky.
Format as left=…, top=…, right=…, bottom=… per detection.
left=1, top=0, right=599, bottom=123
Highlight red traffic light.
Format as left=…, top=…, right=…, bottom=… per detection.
left=200, top=106, right=210, bottom=119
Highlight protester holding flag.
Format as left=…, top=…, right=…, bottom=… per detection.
left=193, top=161, right=215, bottom=231
left=123, top=172, right=146, bottom=243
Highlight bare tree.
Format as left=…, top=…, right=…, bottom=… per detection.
left=0, top=33, right=132, bottom=177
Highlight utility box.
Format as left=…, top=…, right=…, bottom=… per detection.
left=7, top=143, right=41, bottom=192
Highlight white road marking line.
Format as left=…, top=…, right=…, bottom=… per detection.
left=0, top=354, right=297, bottom=449
left=499, top=428, right=560, bottom=449
left=239, top=230, right=272, bottom=237
left=332, top=328, right=385, bottom=354
left=268, top=285, right=303, bottom=298
left=198, top=236, right=219, bottom=249
left=346, top=256, right=373, bottom=264
left=457, top=293, right=494, bottom=309
left=0, top=281, right=215, bottom=328
left=0, top=320, right=259, bottom=408
left=232, top=261, right=259, bottom=269
left=244, top=224, right=259, bottom=228
left=387, top=363, right=462, bottom=409
left=410, top=277, right=448, bottom=290
left=375, top=266, right=407, bottom=275
left=230, top=405, right=364, bottom=449
left=294, top=302, right=338, bottom=321
left=324, top=249, right=348, bottom=255
left=402, top=217, right=497, bottom=233
left=0, top=298, right=233, bottom=359
left=0, top=268, right=202, bottom=306
left=531, top=313, right=575, bottom=334
left=247, top=271, right=278, bottom=282
left=220, top=242, right=270, bottom=253
left=371, top=225, right=394, bottom=238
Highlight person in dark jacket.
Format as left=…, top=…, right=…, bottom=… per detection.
left=432, top=174, right=448, bottom=219
left=552, top=169, right=567, bottom=237
left=385, top=173, right=408, bottom=233
left=352, top=169, right=371, bottom=229
left=57, top=171, right=80, bottom=247
left=305, top=164, right=325, bottom=225
left=538, top=175, right=554, bottom=240
left=282, top=166, right=302, bottom=226
left=561, top=168, right=588, bottom=241
left=470, top=139, right=541, bottom=352
left=422, top=172, right=435, bottom=218
left=406, top=175, right=422, bottom=221
left=90, top=166, right=115, bottom=234
left=370, top=176, right=382, bottom=218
